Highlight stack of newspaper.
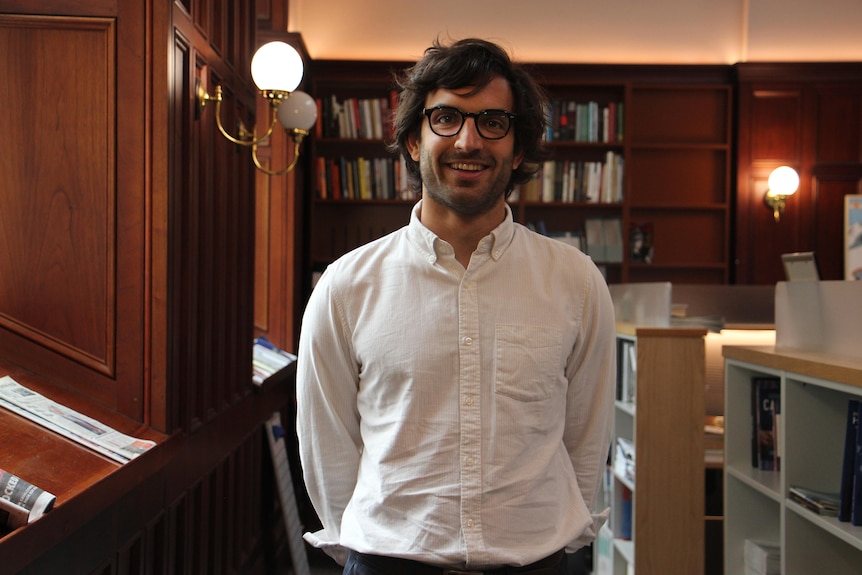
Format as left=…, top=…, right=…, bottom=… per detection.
left=252, top=336, right=297, bottom=385
left=0, top=376, right=155, bottom=464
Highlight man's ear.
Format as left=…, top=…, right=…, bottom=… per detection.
left=513, top=148, right=525, bottom=170
left=407, top=132, right=421, bottom=162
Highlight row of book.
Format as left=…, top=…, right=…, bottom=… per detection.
left=544, top=99, right=624, bottom=144
left=529, top=218, right=624, bottom=263
left=316, top=93, right=397, bottom=141
left=749, top=388, right=862, bottom=527
left=515, top=153, right=624, bottom=204
left=314, top=155, right=417, bottom=201
left=315, top=94, right=625, bottom=145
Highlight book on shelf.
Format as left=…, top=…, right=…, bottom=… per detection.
left=751, top=376, right=781, bottom=471
left=617, top=338, right=636, bottom=403
left=544, top=99, right=624, bottom=144
left=839, top=398, right=859, bottom=522
left=317, top=94, right=395, bottom=140
left=744, top=539, right=780, bottom=575
left=629, top=221, right=653, bottom=263
left=548, top=230, right=584, bottom=251
left=583, top=217, right=623, bottom=264
left=316, top=155, right=413, bottom=201
left=535, top=156, right=623, bottom=204
left=613, top=437, right=635, bottom=483
left=852, top=396, right=862, bottom=526
left=253, top=336, right=297, bottom=386
left=619, top=485, right=633, bottom=540
left=0, top=468, right=56, bottom=529
left=789, top=485, right=840, bottom=516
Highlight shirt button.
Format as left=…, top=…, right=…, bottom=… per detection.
left=466, top=457, right=475, bottom=466
left=463, top=337, right=473, bottom=345
left=465, top=396, right=474, bottom=406
left=467, top=518, right=475, bottom=528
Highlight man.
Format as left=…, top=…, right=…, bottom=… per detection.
left=297, top=38, right=615, bottom=575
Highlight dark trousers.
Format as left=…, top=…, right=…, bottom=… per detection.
left=342, top=550, right=572, bottom=575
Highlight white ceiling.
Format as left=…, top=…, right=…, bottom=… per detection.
left=288, top=0, right=862, bottom=63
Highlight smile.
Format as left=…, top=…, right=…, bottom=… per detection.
left=449, top=162, right=486, bottom=172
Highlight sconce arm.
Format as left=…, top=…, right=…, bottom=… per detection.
left=251, top=130, right=309, bottom=176
left=202, top=85, right=279, bottom=147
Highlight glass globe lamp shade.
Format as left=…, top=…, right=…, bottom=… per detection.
left=250, top=41, right=304, bottom=94
left=767, top=166, right=800, bottom=197
left=277, top=90, right=318, bottom=132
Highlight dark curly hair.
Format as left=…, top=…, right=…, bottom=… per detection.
left=387, top=38, right=549, bottom=197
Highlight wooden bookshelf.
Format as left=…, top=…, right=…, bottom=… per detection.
left=606, top=326, right=710, bottom=575
left=304, top=61, right=734, bottom=290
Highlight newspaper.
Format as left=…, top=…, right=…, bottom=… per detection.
left=0, top=468, right=56, bottom=529
left=0, top=376, right=155, bottom=464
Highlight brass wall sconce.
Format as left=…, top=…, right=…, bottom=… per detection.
left=764, top=166, right=799, bottom=222
left=197, top=41, right=317, bottom=175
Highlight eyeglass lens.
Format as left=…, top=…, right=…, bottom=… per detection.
left=425, top=107, right=513, bottom=140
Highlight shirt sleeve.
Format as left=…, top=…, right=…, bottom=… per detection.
left=296, top=270, right=362, bottom=565
left=564, top=262, right=617, bottom=550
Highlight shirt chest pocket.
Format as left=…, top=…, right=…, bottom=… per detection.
left=494, top=324, right=564, bottom=402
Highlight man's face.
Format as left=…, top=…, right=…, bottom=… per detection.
left=407, top=76, right=524, bottom=217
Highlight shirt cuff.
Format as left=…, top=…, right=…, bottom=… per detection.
left=303, top=529, right=350, bottom=566
left=566, top=506, right=611, bottom=552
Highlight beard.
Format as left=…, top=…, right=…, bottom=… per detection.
left=418, top=148, right=514, bottom=217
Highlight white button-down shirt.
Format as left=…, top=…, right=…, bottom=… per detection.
left=297, top=201, right=615, bottom=568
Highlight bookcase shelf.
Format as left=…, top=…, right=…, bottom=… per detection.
left=304, top=61, right=734, bottom=289
left=724, top=346, right=862, bottom=575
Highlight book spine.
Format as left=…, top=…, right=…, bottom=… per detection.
left=852, top=400, right=862, bottom=525
left=754, top=377, right=781, bottom=471
left=839, top=399, right=859, bottom=522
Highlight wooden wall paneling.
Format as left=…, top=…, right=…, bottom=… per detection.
left=735, top=63, right=862, bottom=284
left=1, top=1, right=296, bottom=573
left=252, top=31, right=312, bottom=352
left=0, top=14, right=123, bottom=402
left=809, top=85, right=862, bottom=280
left=735, top=85, right=805, bottom=284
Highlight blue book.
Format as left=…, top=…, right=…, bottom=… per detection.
left=839, top=399, right=859, bottom=522
left=852, top=398, right=862, bottom=526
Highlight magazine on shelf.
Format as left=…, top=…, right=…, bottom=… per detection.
left=0, top=468, right=56, bottom=529
left=788, top=485, right=840, bottom=517
left=0, top=376, right=155, bottom=464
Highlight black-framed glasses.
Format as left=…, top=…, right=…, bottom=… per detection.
left=422, top=106, right=516, bottom=140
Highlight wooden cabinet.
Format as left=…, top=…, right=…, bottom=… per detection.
left=724, top=346, right=862, bottom=574
left=303, top=61, right=734, bottom=290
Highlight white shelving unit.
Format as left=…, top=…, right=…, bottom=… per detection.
left=723, top=280, right=862, bottom=575
left=600, top=282, right=776, bottom=575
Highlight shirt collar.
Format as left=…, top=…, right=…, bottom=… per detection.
left=407, top=200, right=515, bottom=263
